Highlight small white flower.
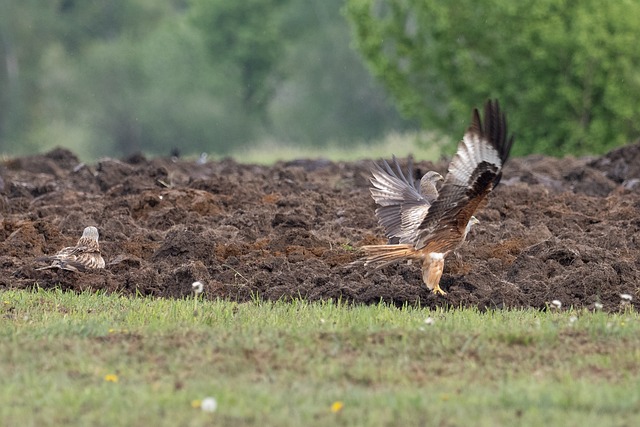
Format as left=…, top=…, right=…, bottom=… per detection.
left=424, top=317, right=434, bottom=325
left=551, top=300, right=562, bottom=309
left=201, top=397, right=217, bottom=413
left=569, top=316, right=577, bottom=324
left=197, top=152, right=208, bottom=165
left=594, top=302, right=603, bottom=310
left=192, top=281, right=204, bottom=294
left=620, top=294, right=633, bottom=301
left=320, top=318, right=326, bottom=324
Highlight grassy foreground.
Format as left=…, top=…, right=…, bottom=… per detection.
left=1, top=289, right=639, bottom=426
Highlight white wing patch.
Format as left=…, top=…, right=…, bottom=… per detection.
left=447, top=132, right=502, bottom=186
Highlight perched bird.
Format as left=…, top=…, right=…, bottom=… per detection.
left=369, top=156, right=443, bottom=244
left=36, top=226, right=106, bottom=272
left=361, top=99, right=514, bottom=295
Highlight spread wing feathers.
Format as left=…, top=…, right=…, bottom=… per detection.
left=369, top=156, right=422, bottom=206
left=361, top=244, right=421, bottom=270
left=416, top=99, right=514, bottom=251
left=398, top=200, right=432, bottom=243
left=369, top=156, right=431, bottom=242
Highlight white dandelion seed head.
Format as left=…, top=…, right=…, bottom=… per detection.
left=192, top=281, right=204, bottom=294
left=594, top=302, right=603, bottom=310
left=319, top=318, right=326, bottom=324
left=569, top=316, right=578, bottom=324
left=620, top=294, right=632, bottom=301
left=197, top=153, right=208, bottom=165
left=551, top=300, right=562, bottom=308
left=201, top=397, right=217, bottom=412
left=424, top=317, right=434, bottom=325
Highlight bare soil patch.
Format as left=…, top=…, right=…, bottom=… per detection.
left=2, top=144, right=639, bottom=310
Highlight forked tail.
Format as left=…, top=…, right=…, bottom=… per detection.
left=360, top=244, right=421, bottom=269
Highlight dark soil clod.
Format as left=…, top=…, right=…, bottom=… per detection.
left=2, top=144, right=640, bottom=311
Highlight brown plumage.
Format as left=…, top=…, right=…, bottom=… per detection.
left=369, top=156, right=443, bottom=244
left=362, top=99, right=514, bottom=295
left=36, top=226, right=105, bottom=272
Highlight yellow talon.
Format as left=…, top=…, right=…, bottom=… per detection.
left=432, top=286, right=447, bottom=296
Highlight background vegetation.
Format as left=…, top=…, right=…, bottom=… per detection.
left=0, top=0, right=409, bottom=159
left=1, top=0, right=639, bottom=160
left=346, top=0, right=640, bottom=156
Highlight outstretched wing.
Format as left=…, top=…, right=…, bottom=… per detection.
left=415, top=99, right=514, bottom=252
left=369, top=156, right=432, bottom=242
left=398, top=196, right=433, bottom=244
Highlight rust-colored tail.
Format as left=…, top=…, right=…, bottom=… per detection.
left=361, top=244, right=422, bottom=269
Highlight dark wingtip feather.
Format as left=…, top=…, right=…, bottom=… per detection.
left=475, top=99, right=514, bottom=165
left=469, top=107, right=482, bottom=136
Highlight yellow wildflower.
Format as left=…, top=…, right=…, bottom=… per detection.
left=331, top=401, right=344, bottom=413
left=104, top=374, right=119, bottom=383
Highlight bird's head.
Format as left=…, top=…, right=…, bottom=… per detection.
left=423, top=171, right=444, bottom=183
left=464, top=216, right=480, bottom=236
left=81, top=226, right=100, bottom=241
left=420, top=171, right=444, bottom=193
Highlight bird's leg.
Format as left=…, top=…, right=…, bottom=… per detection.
left=422, top=254, right=446, bottom=296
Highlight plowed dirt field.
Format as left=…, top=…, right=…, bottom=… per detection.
left=2, top=144, right=639, bottom=310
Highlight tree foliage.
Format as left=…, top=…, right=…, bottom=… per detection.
left=270, top=1, right=411, bottom=144
left=346, top=0, right=640, bottom=156
left=0, top=0, right=410, bottom=159
left=190, top=0, right=289, bottom=124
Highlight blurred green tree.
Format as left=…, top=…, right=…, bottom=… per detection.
left=0, top=1, right=58, bottom=153
left=44, top=19, right=252, bottom=158
left=269, top=1, right=412, bottom=145
left=1, top=0, right=412, bottom=159
left=346, top=0, right=640, bottom=156
left=190, top=0, right=289, bottom=125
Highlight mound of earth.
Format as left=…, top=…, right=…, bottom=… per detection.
left=1, top=144, right=639, bottom=311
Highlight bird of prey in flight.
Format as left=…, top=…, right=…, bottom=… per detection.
left=361, top=99, right=514, bottom=295
left=36, top=226, right=106, bottom=272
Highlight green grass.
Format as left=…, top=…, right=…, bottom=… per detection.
left=1, top=289, right=639, bottom=426
left=223, top=131, right=445, bottom=164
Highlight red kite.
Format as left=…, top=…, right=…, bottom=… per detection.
left=36, top=226, right=106, bottom=272
left=362, top=100, right=514, bottom=295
